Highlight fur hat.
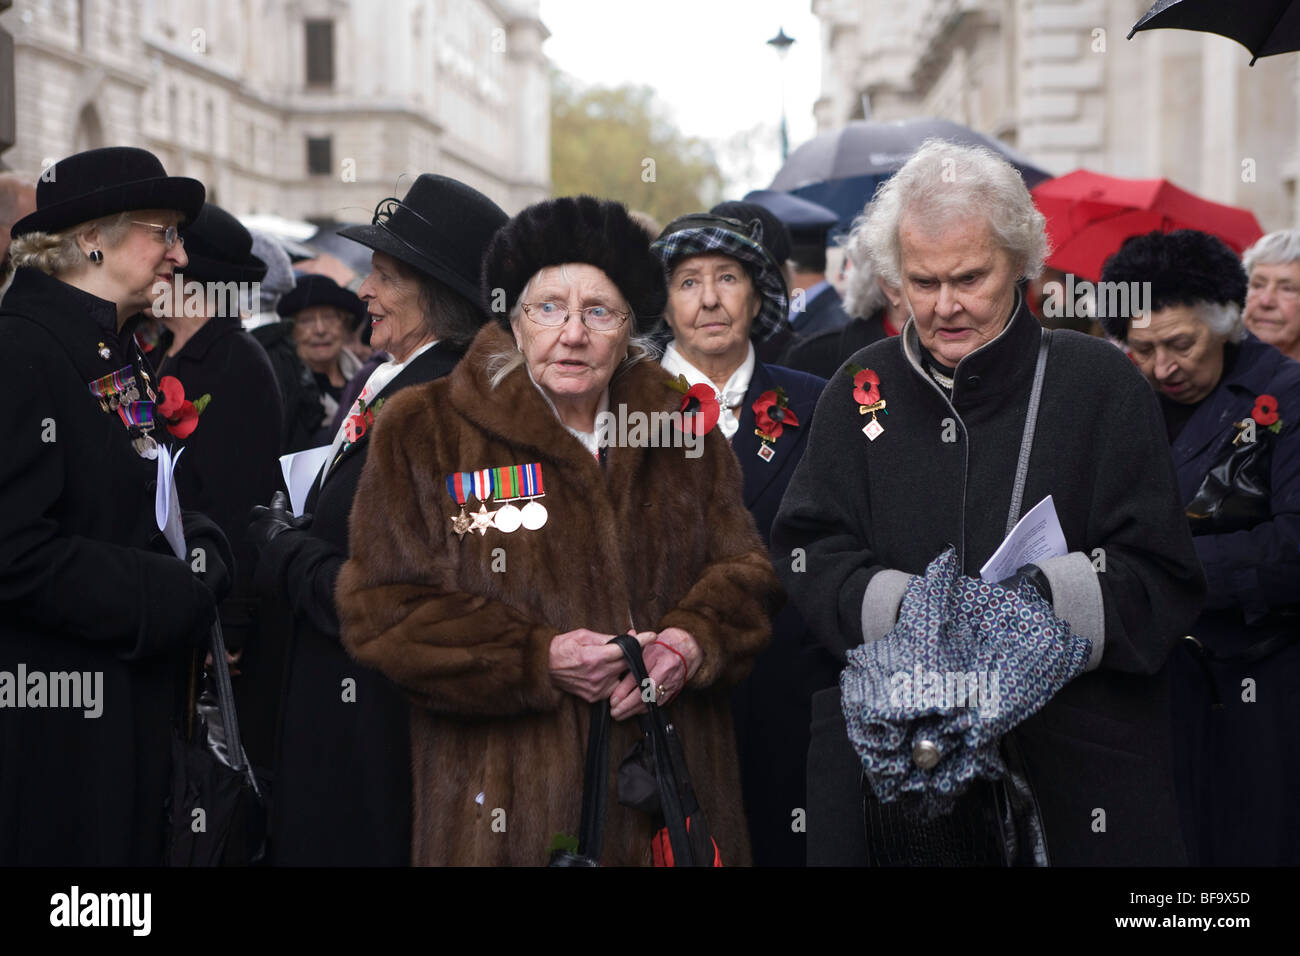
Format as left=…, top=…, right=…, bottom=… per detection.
left=1098, top=229, right=1247, bottom=339
left=480, top=196, right=667, bottom=334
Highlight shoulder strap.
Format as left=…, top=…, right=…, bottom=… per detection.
left=1006, top=329, right=1052, bottom=536
left=576, top=699, right=611, bottom=860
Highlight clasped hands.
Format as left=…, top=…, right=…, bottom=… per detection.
left=549, top=627, right=702, bottom=720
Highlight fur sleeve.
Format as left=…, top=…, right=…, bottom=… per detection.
left=335, top=394, right=564, bottom=717
left=657, top=430, right=781, bottom=688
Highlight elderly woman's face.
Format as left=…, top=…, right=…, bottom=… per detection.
left=512, top=263, right=631, bottom=409
left=101, top=208, right=189, bottom=312
left=664, top=253, right=759, bottom=366
left=1126, top=305, right=1226, bottom=405
left=357, top=250, right=428, bottom=362
left=898, top=213, right=1019, bottom=366
left=1244, top=261, right=1300, bottom=356
left=291, top=305, right=347, bottom=370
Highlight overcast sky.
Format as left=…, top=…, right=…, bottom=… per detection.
left=538, top=0, right=823, bottom=196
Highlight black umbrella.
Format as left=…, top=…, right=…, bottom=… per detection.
left=769, top=118, right=1052, bottom=235
left=1129, top=0, right=1300, bottom=65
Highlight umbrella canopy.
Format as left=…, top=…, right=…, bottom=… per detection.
left=740, top=189, right=839, bottom=239
left=841, top=548, right=1092, bottom=818
left=769, top=118, right=1052, bottom=235
left=1129, top=0, right=1300, bottom=65
left=1032, top=169, right=1265, bottom=282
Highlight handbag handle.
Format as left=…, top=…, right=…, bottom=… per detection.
left=610, top=634, right=696, bottom=867
left=1006, top=328, right=1051, bottom=535
left=570, top=635, right=697, bottom=866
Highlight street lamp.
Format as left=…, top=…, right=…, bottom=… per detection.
left=767, top=26, right=795, bottom=161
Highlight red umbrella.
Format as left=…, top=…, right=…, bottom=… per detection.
left=1032, top=169, right=1264, bottom=281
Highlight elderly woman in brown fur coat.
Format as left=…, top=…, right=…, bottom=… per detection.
left=336, top=197, right=779, bottom=866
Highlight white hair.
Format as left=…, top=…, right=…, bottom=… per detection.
left=1242, top=228, right=1300, bottom=275
left=838, top=207, right=888, bottom=319
left=1196, top=300, right=1246, bottom=343
left=861, top=138, right=1050, bottom=286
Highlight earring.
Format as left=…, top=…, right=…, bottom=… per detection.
left=88, top=249, right=103, bottom=264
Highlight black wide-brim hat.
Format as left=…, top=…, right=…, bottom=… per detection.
left=338, top=174, right=508, bottom=305
left=481, top=195, right=668, bottom=334
left=652, top=213, right=790, bottom=342
left=10, top=146, right=205, bottom=238
left=178, top=202, right=267, bottom=285
left=276, top=274, right=367, bottom=331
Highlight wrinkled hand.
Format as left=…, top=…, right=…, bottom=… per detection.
left=550, top=629, right=652, bottom=703
left=609, top=627, right=701, bottom=721
left=248, top=491, right=312, bottom=552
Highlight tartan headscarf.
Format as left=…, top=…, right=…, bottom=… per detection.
left=651, top=214, right=790, bottom=342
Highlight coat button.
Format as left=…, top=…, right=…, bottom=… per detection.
left=966, top=374, right=981, bottom=389
left=912, top=739, right=940, bottom=770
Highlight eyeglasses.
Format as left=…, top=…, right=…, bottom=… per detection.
left=132, top=221, right=184, bottom=249
left=520, top=300, right=630, bottom=331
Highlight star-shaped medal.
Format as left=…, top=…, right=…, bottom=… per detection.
left=450, top=507, right=472, bottom=539
left=470, top=502, right=495, bottom=536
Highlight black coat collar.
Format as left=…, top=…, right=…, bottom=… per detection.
left=1168, top=332, right=1286, bottom=467
left=162, top=316, right=240, bottom=365
left=900, top=288, right=1040, bottom=408
left=1, top=267, right=150, bottom=380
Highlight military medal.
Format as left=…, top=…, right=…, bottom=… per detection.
left=517, top=462, right=548, bottom=530
left=118, top=401, right=159, bottom=458
left=752, top=387, right=799, bottom=462
left=89, top=366, right=161, bottom=456
left=444, top=472, right=474, bottom=539
left=490, top=465, right=523, bottom=533
left=847, top=366, right=887, bottom=441
left=97, top=341, right=111, bottom=361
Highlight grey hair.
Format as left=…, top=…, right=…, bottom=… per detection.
left=1196, top=300, right=1246, bottom=343
left=838, top=206, right=888, bottom=319
left=1242, top=229, right=1300, bottom=275
left=6, top=212, right=133, bottom=277
left=861, top=138, right=1049, bottom=286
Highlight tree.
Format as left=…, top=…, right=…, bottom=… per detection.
left=550, top=70, right=724, bottom=226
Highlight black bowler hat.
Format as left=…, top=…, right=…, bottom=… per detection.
left=338, top=174, right=508, bottom=304
left=276, top=274, right=367, bottom=331
left=10, top=146, right=205, bottom=238
left=178, top=203, right=267, bottom=285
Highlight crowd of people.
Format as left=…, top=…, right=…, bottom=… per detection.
left=0, top=140, right=1295, bottom=867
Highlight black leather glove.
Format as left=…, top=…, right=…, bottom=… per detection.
left=1004, top=563, right=1053, bottom=604
left=248, top=490, right=312, bottom=553
left=181, top=510, right=234, bottom=603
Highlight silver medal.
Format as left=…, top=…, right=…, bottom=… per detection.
left=493, top=503, right=522, bottom=533
left=520, top=499, right=548, bottom=530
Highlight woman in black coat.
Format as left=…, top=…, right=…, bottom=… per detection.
left=249, top=174, right=507, bottom=865
left=154, top=202, right=284, bottom=774
left=0, top=147, right=230, bottom=864
left=1100, top=230, right=1300, bottom=865
left=652, top=212, right=826, bottom=866
left=773, top=142, right=1204, bottom=867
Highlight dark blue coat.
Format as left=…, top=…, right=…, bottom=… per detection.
left=790, top=284, right=851, bottom=340
left=1165, top=332, right=1300, bottom=865
left=729, top=360, right=827, bottom=866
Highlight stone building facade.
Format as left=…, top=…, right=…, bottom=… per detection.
left=0, top=0, right=550, bottom=221
left=812, top=0, right=1299, bottom=231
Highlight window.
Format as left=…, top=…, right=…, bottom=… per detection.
left=307, top=136, right=332, bottom=176
left=305, top=19, right=335, bottom=87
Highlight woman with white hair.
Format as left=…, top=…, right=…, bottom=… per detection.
left=1101, top=229, right=1300, bottom=865
left=1243, top=228, right=1300, bottom=363
left=773, top=139, right=1204, bottom=866
left=784, top=206, right=910, bottom=379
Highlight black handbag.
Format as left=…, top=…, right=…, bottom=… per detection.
left=549, top=634, right=720, bottom=867
left=1185, top=423, right=1275, bottom=534
left=166, top=620, right=267, bottom=866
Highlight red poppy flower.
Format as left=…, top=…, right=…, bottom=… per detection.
left=679, top=382, right=721, bottom=435
left=753, top=389, right=800, bottom=440
left=165, top=400, right=200, bottom=439
left=853, top=368, right=881, bottom=406
left=343, top=413, right=368, bottom=443
left=1252, top=394, right=1279, bottom=426
left=157, top=375, right=186, bottom=418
